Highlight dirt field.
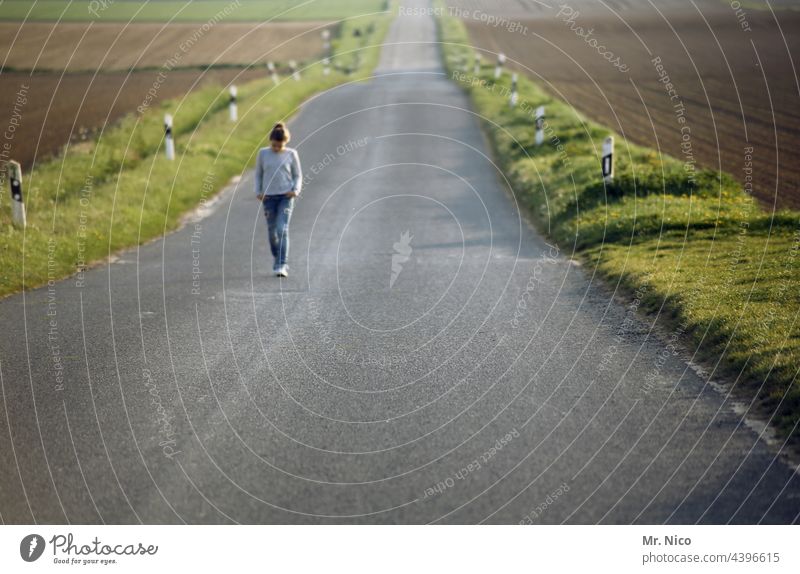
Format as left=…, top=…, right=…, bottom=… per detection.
left=449, top=0, right=800, bottom=209
left=0, top=21, right=331, bottom=71
left=0, top=68, right=265, bottom=169
left=0, top=19, right=332, bottom=169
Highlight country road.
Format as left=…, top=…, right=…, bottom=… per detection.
left=1, top=0, right=799, bottom=525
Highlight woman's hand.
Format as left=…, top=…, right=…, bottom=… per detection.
left=286, top=191, right=297, bottom=198
left=257, top=194, right=264, bottom=201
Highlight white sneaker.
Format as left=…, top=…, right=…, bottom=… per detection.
left=275, top=265, right=288, bottom=278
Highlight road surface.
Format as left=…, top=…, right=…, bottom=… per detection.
left=1, top=1, right=798, bottom=524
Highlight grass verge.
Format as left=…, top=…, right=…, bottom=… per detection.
left=0, top=11, right=391, bottom=297
left=0, top=0, right=390, bottom=22
left=437, top=10, right=800, bottom=440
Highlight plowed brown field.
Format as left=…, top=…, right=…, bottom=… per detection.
left=0, top=21, right=330, bottom=71
left=450, top=0, right=800, bottom=209
left=0, top=20, right=331, bottom=169
left=0, top=68, right=264, bottom=169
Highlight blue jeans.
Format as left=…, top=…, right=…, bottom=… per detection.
left=262, top=194, right=295, bottom=267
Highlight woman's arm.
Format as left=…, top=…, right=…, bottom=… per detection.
left=254, top=149, right=264, bottom=200
left=290, top=149, right=303, bottom=196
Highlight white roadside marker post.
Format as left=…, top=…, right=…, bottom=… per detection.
left=290, top=60, right=300, bottom=81
left=228, top=85, right=238, bottom=122
left=474, top=54, right=481, bottom=75
left=510, top=73, right=518, bottom=107
left=322, top=29, right=331, bottom=55
left=535, top=106, right=545, bottom=146
left=602, top=136, right=614, bottom=183
left=8, top=160, right=26, bottom=228
left=495, top=52, right=506, bottom=79
left=267, top=61, right=279, bottom=85
left=323, top=57, right=331, bottom=76
left=164, top=114, right=175, bottom=161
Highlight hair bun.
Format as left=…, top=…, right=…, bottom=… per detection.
left=269, top=122, right=290, bottom=143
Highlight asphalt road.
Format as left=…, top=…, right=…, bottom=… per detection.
left=1, top=2, right=799, bottom=524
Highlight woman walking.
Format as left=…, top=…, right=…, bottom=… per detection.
left=255, top=122, right=302, bottom=277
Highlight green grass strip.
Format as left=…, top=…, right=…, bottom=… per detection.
left=0, top=0, right=390, bottom=22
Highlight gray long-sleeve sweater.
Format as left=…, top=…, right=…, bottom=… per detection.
left=254, top=147, right=303, bottom=197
